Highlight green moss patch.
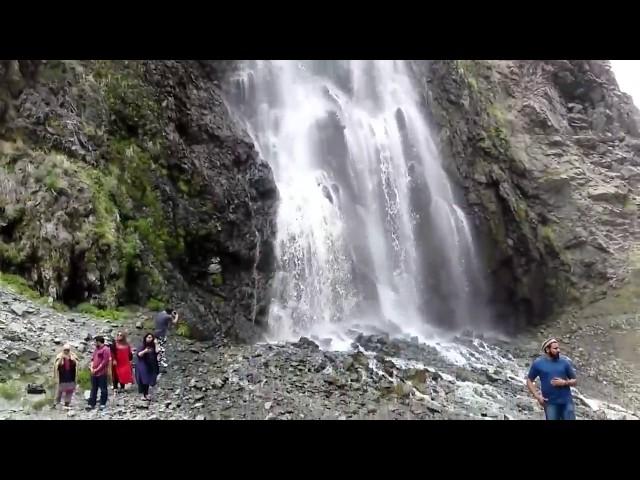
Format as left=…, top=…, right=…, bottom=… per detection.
left=76, top=368, right=92, bottom=391
left=91, top=60, right=162, bottom=140
left=176, top=322, right=192, bottom=338
left=30, top=395, right=53, bottom=411
left=146, top=297, right=165, bottom=311
left=0, top=61, right=209, bottom=317
left=75, top=302, right=129, bottom=321
left=0, top=381, right=20, bottom=400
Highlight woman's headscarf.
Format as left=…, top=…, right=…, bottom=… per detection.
left=53, top=343, right=79, bottom=382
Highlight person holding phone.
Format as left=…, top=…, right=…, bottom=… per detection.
left=154, top=307, right=179, bottom=370
left=135, top=333, right=160, bottom=401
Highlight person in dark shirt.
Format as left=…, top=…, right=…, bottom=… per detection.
left=52, top=343, right=78, bottom=409
left=154, top=307, right=178, bottom=370
left=527, top=337, right=577, bottom=420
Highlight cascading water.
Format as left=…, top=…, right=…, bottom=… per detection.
left=228, top=60, right=489, bottom=345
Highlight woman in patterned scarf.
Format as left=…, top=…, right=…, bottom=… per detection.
left=52, top=343, right=79, bottom=409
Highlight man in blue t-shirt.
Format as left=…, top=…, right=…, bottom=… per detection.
left=526, top=337, right=577, bottom=420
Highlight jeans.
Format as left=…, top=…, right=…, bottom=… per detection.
left=88, top=375, right=108, bottom=407
left=544, top=401, right=576, bottom=420
left=138, top=383, right=150, bottom=396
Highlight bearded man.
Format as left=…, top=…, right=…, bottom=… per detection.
left=526, top=338, right=577, bottom=420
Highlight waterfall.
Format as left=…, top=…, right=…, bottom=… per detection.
left=228, top=60, right=488, bottom=343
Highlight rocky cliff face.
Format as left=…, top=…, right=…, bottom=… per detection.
left=0, top=60, right=278, bottom=342
left=3, top=59, right=638, bottom=342
left=413, top=60, right=640, bottom=330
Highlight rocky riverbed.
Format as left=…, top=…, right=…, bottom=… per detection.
left=1, top=284, right=638, bottom=420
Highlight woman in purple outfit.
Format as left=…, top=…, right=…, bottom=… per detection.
left=135, top=333, right=159, bottom=401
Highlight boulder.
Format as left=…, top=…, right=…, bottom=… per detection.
left=423, top=399, right=444, bottom=414
left=10, top=303, right=28, bottom=316
left=24, top=364, right=39, bottom=375
left=211, top=378, right=226, bottom=389
left=588, top=186, right=626, bottom=203
left=5, top=323, right=26, bottom=341
left=294, top=337, right=320, bottom=350
left=351, top=351, right=369, bottom=368
left=18, top=347, right=40, bottom=361
left=454, top=368, right=476, bottom=383
left=619, top=166, right=640, bottom=180
left=403, top=368, right=429, bottom=385
left=393, top=382, right=413, bottom=397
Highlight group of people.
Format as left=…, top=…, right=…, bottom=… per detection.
left=52, top=308, right=579, bottom=420
left=52, top=308, right=179, bottom=411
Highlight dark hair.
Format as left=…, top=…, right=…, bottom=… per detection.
left=143, top=333, right=156, bottom=348
left=95, top=336, right=105, bottom=344
left=165, top=307, right=173, bottom=314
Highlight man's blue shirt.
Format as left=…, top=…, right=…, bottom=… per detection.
left=528, top=355, right=576, bottom=405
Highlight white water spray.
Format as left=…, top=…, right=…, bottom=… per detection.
left=229, top=60, right=487, bottom=343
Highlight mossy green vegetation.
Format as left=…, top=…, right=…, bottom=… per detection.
left=0, top=272, right=38, bottom=299
left=146, top=297, right=165, bottom=311
left=0, top=144, right=172, bottom=308
left=91, top=60, right=162, bottom=140
left=177, top=179, right=190, bottom=195
left=514, top=199, right=528, bottom=222
left=30, top=395, right=53, bottom=411
left=69, top=137, right=175, bottom=304
left=538, top=224, right=570, bottom=264
left=0, top=60, right=224, bottom=320
left=103, top=138, right=183, bottom=262
left=455, top=60, right=480, bottom=91
left=540, top=225, right=555, bottom=245
left=176, top=322, right=191, bottom=338
left=38, top=60, right=84, bottom=84
left=0, top=272, right=67, bottom=311
left=452, top=62, right=514, bottom=165
left=77, top=368, right=92, bottom=391
left=478, top=102, right=512, bottom=159
left=0, top=242, right=25, bottom=266
left=214, top=295, right=225, bottom=305
left=0, top=381, right=20, bottom=401
left=75, top=302, right=128, bottom=321
left=212, top=273, right=223, bottom=287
